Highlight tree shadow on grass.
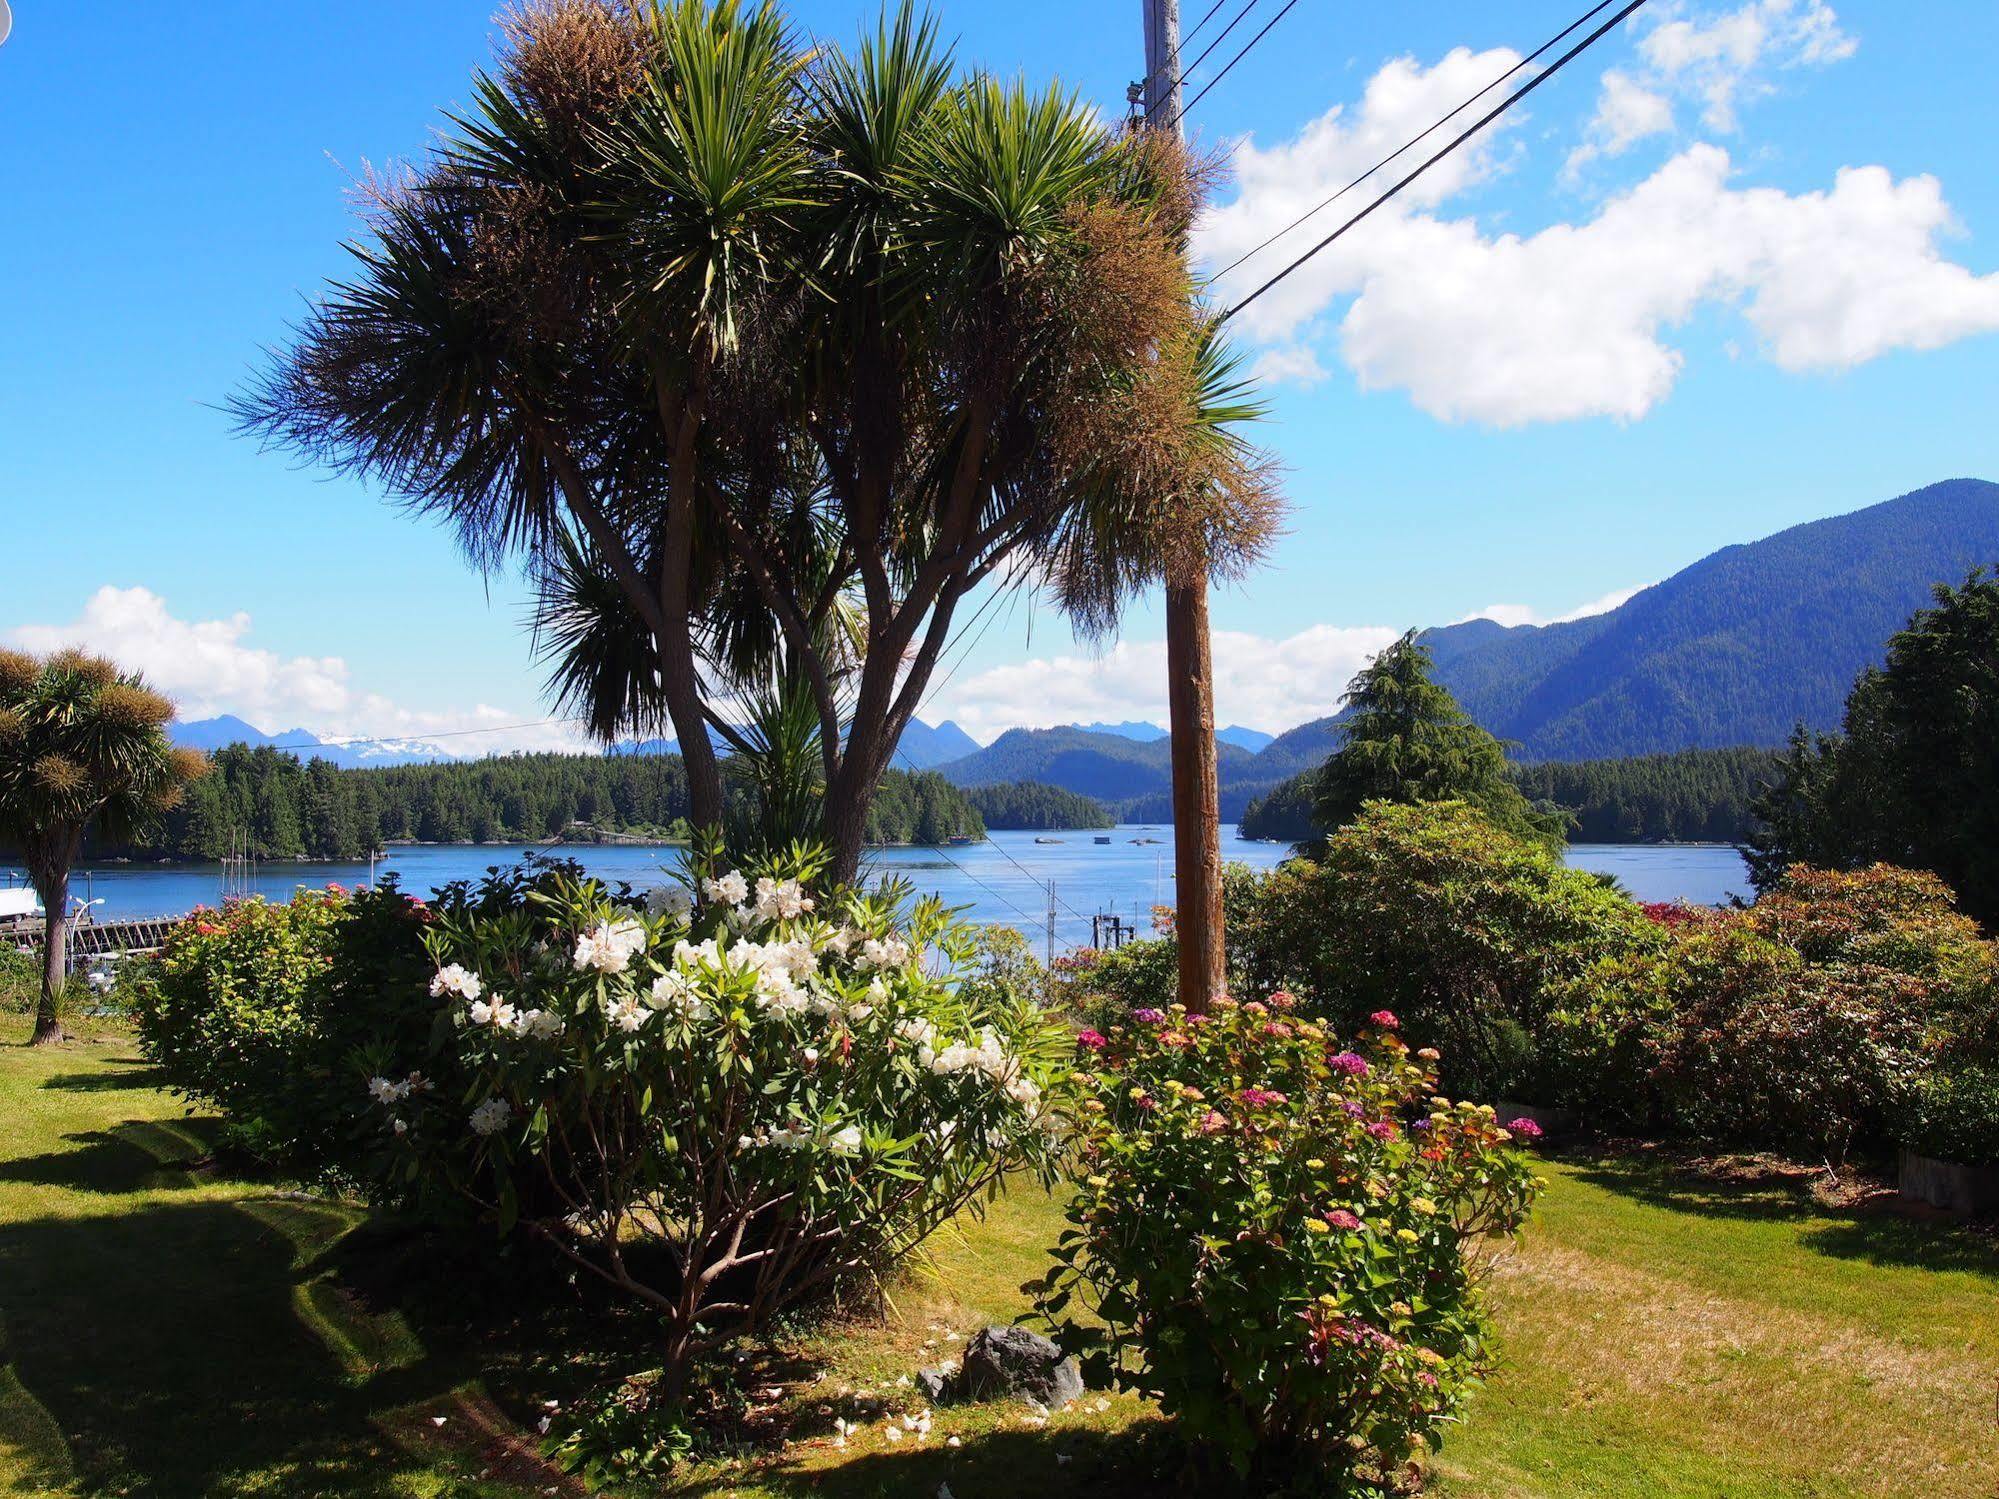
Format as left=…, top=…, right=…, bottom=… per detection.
left=0, top=1121, right=542, bottom=1499
left=678, top=1415, right=1185, bottom=1499
left=40, top=1062, right=168, bottom=1093
left=0, top=1120, right=216, bottom=1196
left=1561, top=1147, right=1999, bottom=1280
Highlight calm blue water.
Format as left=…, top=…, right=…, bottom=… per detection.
left=6, top=831, right=1751, bottom=952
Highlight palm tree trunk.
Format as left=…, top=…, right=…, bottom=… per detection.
left=1165, top=567, right=1224, bottom=1014
left=32, top=867, right=68, bottom=1046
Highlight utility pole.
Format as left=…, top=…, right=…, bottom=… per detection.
left=1142, top=0, right=1226, bottom=1015
left=1045, top=879, right=1058, bottom=967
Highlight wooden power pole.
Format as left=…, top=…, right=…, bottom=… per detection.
left=1142, top=0, right=1226, bottom=1015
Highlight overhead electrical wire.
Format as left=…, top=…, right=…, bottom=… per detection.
left=1220, top=0, right=1651, bottom=323
left=1181, top=0, right=1232, bottom=48
left=1211, top=0, right=1631, bottom=282
left=1181, top=0, right=1303, bottom=117
left=1176, top=0, right=1262, bottom=89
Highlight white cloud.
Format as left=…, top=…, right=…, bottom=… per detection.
left=1564, top=69, right=1675, bottom=177
left=1569, top=0, right=1856, bottom=175
left=1195, top=19, right=1998, bottom=428
left=1204, top=115, right=1999, bottom=425
left=1199, top=45, right=1531, bottom=339
left=1250, top=344, right=1329, bottom=386
left=1640, top=0, right=1855, bottom=131
left=928, top=624, right=1404, bottom=740
left=1460, top=584, right=1646, bottom=629
left=7, top=586, right=587, bottom=756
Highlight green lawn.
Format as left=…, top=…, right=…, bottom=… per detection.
left=2, top=1024, right=1994, bottom=1498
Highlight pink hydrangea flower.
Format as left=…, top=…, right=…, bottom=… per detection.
left=1131, top=1007, right=1166, bottom=1025
left=1268, top=989, right=1296, bottom=1010
left=1324, top=1209, right=1362, bottom=1231
left=1327, top=1051, right=1370, bottom=1077
left=1368, top=1010, right=1399, bottom=1029
left=1507, top=1117, right=1545, bottom=1140
left=1366, top=1119, right=1398, bottom=1140
left=1238, top=1087, right=1289, bottom=1108
left=1075, top=1029, right=1108, bottom=1052
left=1197, top=1110, right=1228, bottom=1134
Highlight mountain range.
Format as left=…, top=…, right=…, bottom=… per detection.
left=173, top=478, right=1999, bottom=809
left=167, top=714, right=456, bottom=770
left=171, top=713, right=986, bottom=772
left=929, top=478, right=1999, bottom=815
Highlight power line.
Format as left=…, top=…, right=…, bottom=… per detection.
left=1220, top=0, right=1651, bottom=323
left=1211, top=0, right=1631, bottom=283
left=1176, top=0, right=1260, bottom=89
left=1181, top=0, right=1232, bottom=48
left=1181, top=0, right=1302, bottom=117
left=981, top=833, right=1098, bottom=925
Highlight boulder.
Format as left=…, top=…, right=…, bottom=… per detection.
left=955, top=1325, right=1083, bottom=1410
left=914, top=1366, right=952, bottom=1403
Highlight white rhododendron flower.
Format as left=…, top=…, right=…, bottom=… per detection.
left=895, top=1016, right=939, bottom=1067
left=823, top=926, right=856, bottom=957
left=741, top=1119, right=814, bottom=1151
left=468, top=996, right=519, bottom=1030
left=573, top=918, right=647, bottom=974
left=754, top=876, right=813, bottom=921
left=392, top=1117, right=409, bottom=1135
left=469, top=1097, right=511, bottom=1135
left=604, top=994, right=651, bottom=1033
left=931, top=1028, right=1031, bottom=1107
left=673, top=936, right=723, bottom=971
left=702, top=869, right=749, bottom=906
left=367, top=1075, right=409, bottom=1105
left=517, top=1008, right=565, bottom=1040
left=647, top=970, right=708, bottom=1019
left=859, top=934, right=910, bottom=970
left=430, top=964, right=482, bottom=1001
left=827, top=1124, right=863, bottom=1156
left=645, top=884, right=693, bottom=918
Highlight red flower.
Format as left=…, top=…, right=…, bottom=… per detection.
left=1368, top=1010, right=1399, bottom=1029
left=1075, top=1029, right=1108, bottom=1052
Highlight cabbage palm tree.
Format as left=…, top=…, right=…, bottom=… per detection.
left=240, top=0, right=1213, bottom=882
left=0, top=650, right=207, bottom=1043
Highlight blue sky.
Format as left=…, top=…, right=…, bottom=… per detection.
left=4, top=0, right=1996, bottom=746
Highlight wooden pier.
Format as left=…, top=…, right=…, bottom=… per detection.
left=6, top=916, right=184, bottom=958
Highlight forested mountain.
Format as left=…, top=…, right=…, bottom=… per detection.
left=1239, top=747, right=1784, bottom=845
left=1416, top=478, right=1999, bottom=760
left=80, top=744, right=985, bottom=862
left=961, top=782, right=1114, bottom=830
left=889, top=719, right=982, bottom=769
left=935, top=725, right=1267, bottom=804
left=935, top=479, right=1999, bottom=803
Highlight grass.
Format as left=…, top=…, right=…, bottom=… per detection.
left=1, top=1026, right=1995, bottom=1498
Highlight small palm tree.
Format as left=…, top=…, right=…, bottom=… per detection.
left=0, top=650, right=207, bottom=1043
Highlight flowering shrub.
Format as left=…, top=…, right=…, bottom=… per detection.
left=1033, top=997, right=1539, bottom=1491
left=1046, top=934, right=1180, bottom=1034
left=1224, top=803, right=1664, bottom=1102
left=1641, top=919, right=1936, bottom=1160
left=132, top=859, right=586, bottom=1183
left=369, top=841, right=1072, bottom=1408
left=132, top=889, right=352, bottom=1164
